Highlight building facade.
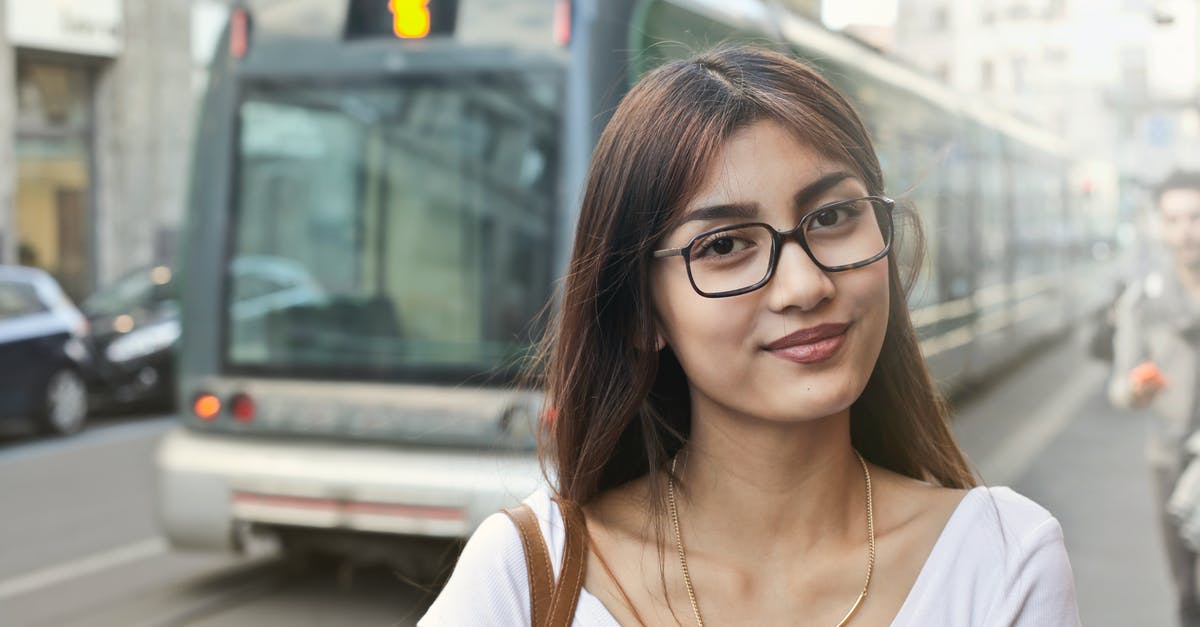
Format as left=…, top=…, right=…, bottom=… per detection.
left=0, top=0, right=194, bottom=301
left=891, top=0, right=1200, bottom=221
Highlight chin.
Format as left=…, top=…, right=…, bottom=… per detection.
left=775, top=378, right=863, bottom=423
left=766, top=352, right=871, bottom=416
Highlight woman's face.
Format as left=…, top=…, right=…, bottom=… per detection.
left=650, top=119, right=890, bottom=425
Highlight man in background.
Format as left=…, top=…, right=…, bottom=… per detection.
left=1109, top=170, right=1200, bottom=626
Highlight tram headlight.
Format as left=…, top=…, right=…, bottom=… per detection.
left=106, top=319, right=181, bottom=363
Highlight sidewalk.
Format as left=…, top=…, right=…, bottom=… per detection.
left=952, top=339, right=1174, bottom=627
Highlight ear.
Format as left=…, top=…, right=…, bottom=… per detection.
left=652, top=313, right=668, bottom=352
left=641, top=315, right=668, bottom=352
left=647, top=300, right=668, bottom=351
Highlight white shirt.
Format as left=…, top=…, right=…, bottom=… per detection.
left=421, top=486, right=1081, bottom=626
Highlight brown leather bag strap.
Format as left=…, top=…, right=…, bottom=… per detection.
left=504, top=499, right=590, bottom=627
left=548, top=497, right=589, bottom=626
left=503, top=504, right=554, bottom=626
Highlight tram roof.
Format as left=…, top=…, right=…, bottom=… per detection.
left=668, top=0, right=1071, bottom=158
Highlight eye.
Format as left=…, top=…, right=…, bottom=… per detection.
left=814, top=209, right=841, bottom=227
left=809, top=203, right=864, bottom=230
left=692, top=230, right=756, bottom=259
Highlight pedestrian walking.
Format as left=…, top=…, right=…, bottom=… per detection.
left=422, top=46, right=1080, bottom=626
left=1109, top=170, right=1200, bottom=627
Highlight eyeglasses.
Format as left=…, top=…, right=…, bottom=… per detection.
left=652, top=196, right=895, bottom=298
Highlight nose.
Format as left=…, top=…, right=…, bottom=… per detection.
left=763, top=239, right=835, bottom=312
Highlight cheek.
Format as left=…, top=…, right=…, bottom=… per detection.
left=651, top=270, right=757, bottom=374
left=843, top=260, right=890, bottom=319
left=1167, top=231, right=1191, bottom=251
left=843, top=261, right=891, bottom=360
left=658, top=296, right=755, bottom=354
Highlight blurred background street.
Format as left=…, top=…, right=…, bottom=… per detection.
left=3, top=0, right=1200, bottom=625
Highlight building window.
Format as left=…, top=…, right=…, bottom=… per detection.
left=981, top=0, right=996, bottom=25
left=981, top=60, right=994, bottom=90
left=14, top=60, right=95, bottom=300
left=1119, top=46, right=1147, bottom=96
left=1008, top=1, right=1032, bottom=19
left=933, top=6, right=949, bottom=30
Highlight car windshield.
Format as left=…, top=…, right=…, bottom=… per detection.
left=0, top=279, right=47, bottom=320
left=83, top=266, right=174, bottom=317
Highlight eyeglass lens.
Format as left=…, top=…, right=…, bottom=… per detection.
left=687, top=198, right=889, bottom=295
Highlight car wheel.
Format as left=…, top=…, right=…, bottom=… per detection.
left=42, top=369, right=88, bottom=436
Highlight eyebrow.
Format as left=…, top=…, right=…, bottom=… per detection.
left=676, top=171, right=855, bottom=226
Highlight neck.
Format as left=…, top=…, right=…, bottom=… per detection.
left=675, top=407, right=865, bottom=552
left=1177, top=259, right=1200, bottom=297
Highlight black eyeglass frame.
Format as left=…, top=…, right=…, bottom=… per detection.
left=651, top=195, right=896, bottom=298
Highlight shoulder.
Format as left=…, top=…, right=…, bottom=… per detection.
left=893, top=487, right=1080, bottom=626
left=976, top=486, right=1059, bottom=538
left=1117, top=272, right=1178, bottom=319
left=942, top=487, right=1080, bottom=624
left=419, top=489, right=559, bottom=626
left=943, top=487, right=1066, bottom=562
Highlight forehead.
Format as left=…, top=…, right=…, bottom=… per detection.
left=1160, top=188, right=1200, bottom=216
left=687, top=120, right=859, bottom=207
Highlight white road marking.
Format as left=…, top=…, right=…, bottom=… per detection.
left=0, top=537, right=168, bottom=600
left=977, top=360, right=1108, bottom=486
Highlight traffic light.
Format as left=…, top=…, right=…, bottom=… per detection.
left=344, top=0, right=459, bottom=40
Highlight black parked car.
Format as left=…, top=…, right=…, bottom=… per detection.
left=82, top=257, right=327, bottom=411
left=82, top=265, right=178, bottom=410
left=0, top=265, right=94, bottom=435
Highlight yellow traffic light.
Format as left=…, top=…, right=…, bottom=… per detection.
left=390, top=0, right=431, bottom=38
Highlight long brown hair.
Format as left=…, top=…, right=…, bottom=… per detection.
left=533, top=46, right=975, bottom=510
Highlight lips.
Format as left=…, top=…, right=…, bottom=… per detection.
left=765, top=322, right=851, bottom=364
left=765, top=322, right=851, bottom=350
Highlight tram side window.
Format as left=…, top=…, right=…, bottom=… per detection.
left=937, top=136, right=974, bottom=304
left=975, top=129, right=1009, bottom=293
left=1013, top=151, right=1050, bottom=280
left=226, top=74, right=560, bottom=379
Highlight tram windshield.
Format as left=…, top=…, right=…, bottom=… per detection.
left=224, top=72, right=561, bottom=381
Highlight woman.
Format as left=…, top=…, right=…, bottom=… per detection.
left=422, top=46, right=1080, bottom=626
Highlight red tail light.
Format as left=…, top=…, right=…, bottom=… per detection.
left=230, top=393, right=256, bottom=423
left=230, top=7, right=250, bottom=59
left=554, top=0, right=571, bottom=47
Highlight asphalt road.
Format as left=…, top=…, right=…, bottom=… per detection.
left=0, top=414, right=436, bottom=627
left=0, top=338, right=1179, bottom=626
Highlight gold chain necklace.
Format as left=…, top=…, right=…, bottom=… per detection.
left=667, top=450, right=875, bottom=627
